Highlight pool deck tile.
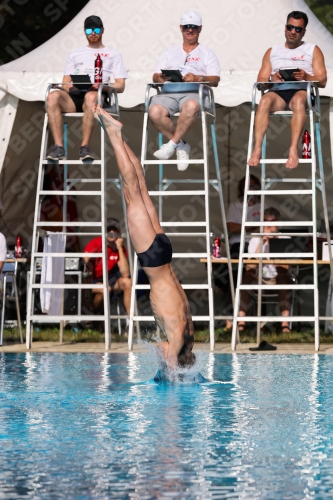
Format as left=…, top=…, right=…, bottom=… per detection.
left=1, top=342, right=333, bottom=354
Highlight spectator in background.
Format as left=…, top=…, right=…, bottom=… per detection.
left=84, top=218, right=131, bottom=325
left=149, top=10, right=220, bottom=170
left=219, top=175, right=263, bottom=330
left=46, top=15, right=127, bottom=161
left=238, top=207, right=292, bottom=333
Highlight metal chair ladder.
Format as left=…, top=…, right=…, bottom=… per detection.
left=0, top=254, right=23, bottom=345
left=232, top=81, right=333, bottom=351
left=26, top=85, right=126, bottom=350
left=127, top=83, right=234, bottom=351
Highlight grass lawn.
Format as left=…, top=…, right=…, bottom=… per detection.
left=2, top=325, right=333, bottom=345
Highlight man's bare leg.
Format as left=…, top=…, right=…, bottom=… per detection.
left=92, top=105, right=157, bottom=253
left=47, top=91, right=76, bottom=146
left=92, top=288, right=103, bottom=312
left=276, top=273, right=291, bottom=330
left=248, top=92, right=287, bottom=166
left=172, top=100, right=199, bottom=144
left=123, top=142, right=162, bottom=234
left=287, top=91, right=307, bottom=169
left=81, top=91, right=102, bottom=146
left=238, top=272, right=256, bottom=328
left=148, top=99, right=199, bottom=144
left=149, top=104, right=175, bottom=140
left=114, top=277, right=132, bottom=315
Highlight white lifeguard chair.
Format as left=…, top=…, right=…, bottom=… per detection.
left=26, top=85, right=132, bottom=350
left=127, top=83, right=234, bottom=350
left=232, top=81, right=333, bottom=351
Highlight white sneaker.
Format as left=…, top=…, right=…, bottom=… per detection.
left=176, top=142, right=191, bottom=171
left=153, top=142, right=176, bottom=160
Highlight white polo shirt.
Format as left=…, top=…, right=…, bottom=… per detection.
left=155, top=44, right=220, bottom=93
left=64, top=46, right=127, bottom=84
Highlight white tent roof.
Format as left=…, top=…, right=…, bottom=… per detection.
left=1, top=0, right=333, bottom=107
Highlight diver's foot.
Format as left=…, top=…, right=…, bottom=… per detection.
left=92, top=105, right=123, bottom=133
left=286, top=148, right=299, bottom=169
left=247, top=149, right=261, bottom=167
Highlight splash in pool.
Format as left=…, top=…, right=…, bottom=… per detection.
left=150, top=342, right=208, bottom=384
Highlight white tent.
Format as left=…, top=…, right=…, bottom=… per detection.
left=2, top=0, right=333, bottom=106
left=0, top=0, right=333, bottom=250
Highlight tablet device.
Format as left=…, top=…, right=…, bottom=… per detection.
left=279, top=68, right=300, bottom=81
left=161, top=69, right=183, bottom=82
left=70, top=74, right=92, bottom=91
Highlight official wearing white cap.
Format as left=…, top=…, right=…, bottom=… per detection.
left=149, top=11, right=220, bottom=171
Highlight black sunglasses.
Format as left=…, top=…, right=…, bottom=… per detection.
left=286, top=24, right=304, bottom=33
left=182, top=24, right=200, bottom=30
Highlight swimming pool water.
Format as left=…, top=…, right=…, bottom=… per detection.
left=1, top=352, right=333, bottom=499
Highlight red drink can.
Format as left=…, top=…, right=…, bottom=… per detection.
left=94, top=54, right=103, bottom=83
left=302, top=130, right=311, bottom=159
left=213, top=237, right=221, bottom=258
left=15, top=234, right=22, bottom=258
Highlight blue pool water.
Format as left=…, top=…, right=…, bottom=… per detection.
left=1, top=352, right=333, bottom=499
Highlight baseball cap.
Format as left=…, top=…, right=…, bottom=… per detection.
left=106, top=217, right=121, bottom=232
left=180, top=10, right=202, bottom=26
left=84, top=15, right=103, bottom=29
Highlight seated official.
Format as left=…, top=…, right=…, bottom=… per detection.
left=46, top=15, right=127, bottom=161
left=238, top=207, right=292, bottom=333
left=218, top=175, right=262, bottom=330
left=149, top=10, right=220, bottom=171
left=248, top=10, right=327, bottom=170
left=84, top=218, right=131, bottom=323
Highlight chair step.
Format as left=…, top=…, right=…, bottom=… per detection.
left=236, top=315, right=315, bottom=322
left=148, top=190, right=206, bottom=196
left=39, top=190, right=102, bottom=196
left=239, top=284, right=314, bottom=290
left=165, top=232, right=206, bottom=237
left=247, top=189, right=312, bottom=196
left=244, top=221, right=313, bottom=227
left=66, top=178, right=120, bottom=184
left=67, top=179, right=102, bottom=183
left=172, top=252, right=208, bottom=258
left=160, top=222, right=207, bottom=227
left=250, top=233, right=311, bottom=237
left=42, top=160, right=102, bottom=165
left=32, top=252, right=102, bottom=258
left=36, top=222, right=102, bottom=227
left=143, top=159, right=205, bottom=165
left=31, top=284, right=104, bottom=289
left=243, top=252, right=314, bottom=258
left=132, top=315, right=211, bottom=321
left=258, top=159, right=312, bottom=164
left=134, top=284, right=209, bottom=290
left=29, top=315, right=106, bottom=322
left=265, top=178, right=315, bottom=183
